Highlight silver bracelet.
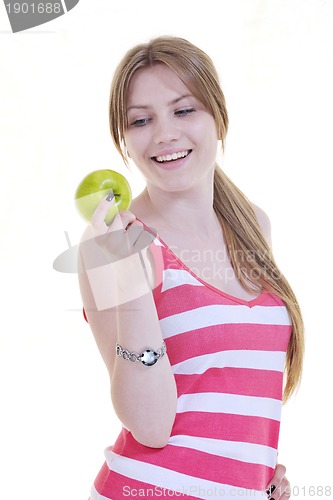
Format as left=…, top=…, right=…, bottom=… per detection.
left=116, top=341, right=166, bottom=366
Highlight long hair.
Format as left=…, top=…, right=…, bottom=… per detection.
left=108, top=35, right=304, bottom=402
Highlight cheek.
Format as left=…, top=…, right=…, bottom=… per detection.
left=205, top=120, right=219, bottom=150
left=124, top=131, right=147, bottom=159
left=191, top=114, right=218, bottom=142
left=196, top=123, right=219, bottom=156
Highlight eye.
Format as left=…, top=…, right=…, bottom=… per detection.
left=175, top=108, right=196, bottom=117
left=130, top=117, right=151, bottom=127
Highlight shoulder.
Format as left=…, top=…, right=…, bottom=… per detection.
left=251, top=202, right=272, bottom=247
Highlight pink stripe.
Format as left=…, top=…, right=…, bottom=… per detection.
left=94, top=461, right=111, bottom=493
left=157, top=285, right=250, bottom=317
left=156, top=286, right=276, bottom=319
left=175, top=368, right=284, bottom=399
left=166, top=324, right=291, bottom=365
left=112, top=432, right=274, bottom=491
left=171, top=412, right=280, bottom=448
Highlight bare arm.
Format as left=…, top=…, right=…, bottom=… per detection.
left=78, top=197, right=177, bottom=448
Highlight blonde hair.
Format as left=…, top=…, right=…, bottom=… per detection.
left=108, top=35, right=304, bottom=402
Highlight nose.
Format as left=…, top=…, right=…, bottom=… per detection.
left=153, top=117, right=181, bottom=144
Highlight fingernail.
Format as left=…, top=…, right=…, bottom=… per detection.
left=106, top=192, right=114, bottom=202
left=266, top=485, right=276, bottom=496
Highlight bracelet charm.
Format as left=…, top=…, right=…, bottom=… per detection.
left=116, top=341, right=166, bottom=366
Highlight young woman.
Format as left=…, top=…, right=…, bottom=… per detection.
left=78, top=36, right=304, bottom=499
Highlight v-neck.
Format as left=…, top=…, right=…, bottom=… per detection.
left=138, top=218, right=269, bottom=308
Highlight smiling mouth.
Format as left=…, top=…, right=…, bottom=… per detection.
left=152, top=150, right=192, bottom=163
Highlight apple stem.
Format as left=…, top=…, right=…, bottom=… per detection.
left=64, top=231, right=72, bottom=248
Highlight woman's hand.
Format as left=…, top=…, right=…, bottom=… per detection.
left=88, top=193, right=155, bottom=263
left=79, top=193, right=156, bottom=311
left=266, top=464, right=291, bottom=499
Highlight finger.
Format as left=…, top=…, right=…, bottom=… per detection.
left=280, top=493, right=291, bottom=500
left=108, top=209, right=136, bottom=234
left=90, top=192, right=117, bottom=231
left=274, top=463, right=287, bottom=481
left=124, top=221, right=156, bottom=251
left=126, top=223, right=144, bottom=245
left=267, top=477, right=290, bottom=500
left=277, top=478, right=291, bottom=499
left=266, top=464, right=287, bottom=498
left=96, top=218, right=141, bottom=261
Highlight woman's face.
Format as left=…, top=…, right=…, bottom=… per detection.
left=124, top=64, right=219, bottom=194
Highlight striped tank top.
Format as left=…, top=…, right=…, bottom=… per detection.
left=90, top=231, right=292, bottom=500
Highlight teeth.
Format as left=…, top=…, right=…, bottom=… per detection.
left=155, top=150, right=190, bottom=163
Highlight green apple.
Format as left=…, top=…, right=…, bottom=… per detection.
left=74, top=169, right=132, bottom=224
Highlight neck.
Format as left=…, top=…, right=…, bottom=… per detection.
left=141, top=180, right=220, bottom=239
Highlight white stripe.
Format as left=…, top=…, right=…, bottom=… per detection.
left=104, top=449, right=265, bottom=498
left=173, top=349, right=286, bottom=374
left=177, top=392, right=282, bottom=421
left=162, top=268, right=204, bottom=292
left=169, top=434, right=277, bottom=468
left=160, top=304, right=291, bottom=338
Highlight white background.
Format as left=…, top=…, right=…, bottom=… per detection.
left=0, top=1, right=332, bottom=498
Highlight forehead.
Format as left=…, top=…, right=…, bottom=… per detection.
left=127, top=64, right=192, bottom=105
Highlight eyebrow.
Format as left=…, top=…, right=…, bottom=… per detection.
left=127, top=94, right=193, bottom=112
